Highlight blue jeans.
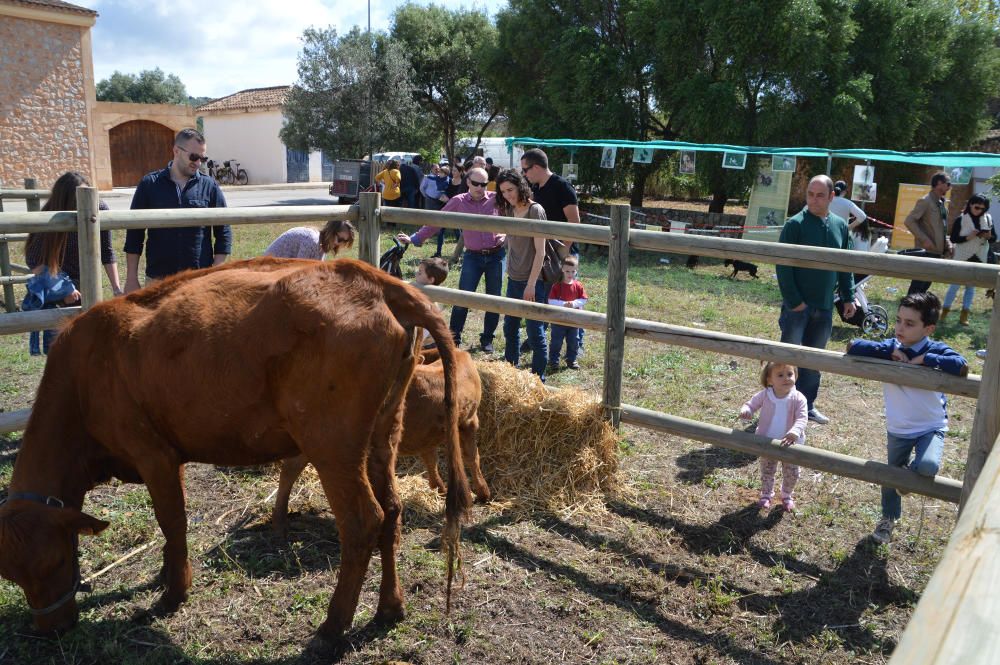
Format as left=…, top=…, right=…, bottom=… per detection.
left=28, top=329, right=58, bottom=355
left=503, top=278, right=548, bottom=379
left=778, top=304, right=833, bottom=409
left=549, top=325, right=580, bottom=365
left=881, top=429, right=944, bottom=520
left=451, top=248, right=505, bottom=347
left=943, top=284, right=975, bottom=311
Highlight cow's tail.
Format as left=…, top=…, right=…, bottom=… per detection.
left=383, top=279, right=472, bottom=612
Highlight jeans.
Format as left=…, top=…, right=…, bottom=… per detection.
left=549, top=324, right=580, bottom=365
left=503, top=278, right=548, bottom=379
left=451, top=248, right=505, bottom=347
left=28, top=329, right=58, bottom=355
left=401, top=188, right=418, bottom=209
left=943, top=283, right=975, bottom=311
left=881, top=429, right=945, bottom=520
left=907, top=252, right=942, bottom=295
left=778, top=304, right=833, bottom=409
left=435, top=227, right=461, bottom=256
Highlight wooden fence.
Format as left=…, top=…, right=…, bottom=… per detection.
left=0, top=179, right=43, bottom=313
left=1, top=188, right=999, bottom=658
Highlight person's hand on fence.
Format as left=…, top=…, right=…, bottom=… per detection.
left=739, top=405, right=753, bottom=420
left=781, top=432, right=797, bottom=446
left=908, top=353, right=926, bottom=366
left=891, top=348, right=908, bottom=363
left=62, top=289, right=81, bottom=306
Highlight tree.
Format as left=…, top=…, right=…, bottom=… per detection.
left=96, top=68, right=188, bottom=104
left=390, top=3, right=500, bottom=166
left=280, top=27, right=421, bottom=159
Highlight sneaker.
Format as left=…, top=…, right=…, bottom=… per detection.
left=757, top=497, right=771, bottom=510
left=566, top=360, right=580, bottom=370
left=480, top=341, right=495, bottom=355
left=872, top=518, right=896, bottom=544
left=807, top=408, right=829, bottom=425
left=782, top=497, right=795, bottom=512
left=976, top=349, right=987, bottom=359
left=546, top=363, right=559, bottom=374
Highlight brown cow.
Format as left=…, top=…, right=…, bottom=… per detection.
left=272, top=348, right=489, bottom=536
left=0, top=257, right=471, bottom=640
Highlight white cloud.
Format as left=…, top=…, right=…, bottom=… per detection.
left=77, top=0, right=498, bottom=99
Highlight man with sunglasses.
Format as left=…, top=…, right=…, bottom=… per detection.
left=396, top=166, right=505, bottom=353
left=124, top=128, right=231, bottom=293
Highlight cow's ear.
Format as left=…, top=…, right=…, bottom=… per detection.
left=62, top=510, right=109, bottom=536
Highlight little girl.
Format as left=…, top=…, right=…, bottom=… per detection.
left=739, top=362, right=808, bottom=511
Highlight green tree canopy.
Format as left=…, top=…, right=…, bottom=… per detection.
left=390, top=3, right=500, bottom=166
left=280, top=26, right=424, bottom=159
left=96, top=68, right=189, bottom=104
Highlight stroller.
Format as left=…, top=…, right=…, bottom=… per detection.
left=379, top=237, right=408, bottom=278
left=835, top=274, right=889, bottom=337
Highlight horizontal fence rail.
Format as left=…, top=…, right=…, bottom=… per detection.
left=620, top=404, right=962, bottom=503
left=420, top=285, right=982, bottom=398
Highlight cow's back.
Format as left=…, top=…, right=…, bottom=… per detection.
left=399, top=350, right=480, bottom=457
left=53, top=259, right=411, bottom=466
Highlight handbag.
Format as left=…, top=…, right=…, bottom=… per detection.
left=541, top=239, right=568, bottom=284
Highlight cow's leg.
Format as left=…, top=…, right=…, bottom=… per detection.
left=313, top=457, right=383, bottom=639
left=419, top=449, right=446, bottom=494
left=272, top=455, right=309, bottom=538
left=368, top=421, right=406, bottom=626
left=142, top=461, right=192, bottom=611
left=461, top=420, right=491, bottom=503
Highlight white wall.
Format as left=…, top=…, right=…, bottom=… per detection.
left=201, top=111, right=286, bottom=185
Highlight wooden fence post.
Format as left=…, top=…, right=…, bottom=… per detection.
left=76, top=186, right=102, bottom=309
left=0, top=195, right=13, bottom=313
left=959, top=272, right=1000, bottom=511
left=358, top=191, right=381, bottom=267
left=603, top=204, right=630, bottom=428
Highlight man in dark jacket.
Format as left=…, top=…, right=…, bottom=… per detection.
left=400, top=155, right=424, bottom=209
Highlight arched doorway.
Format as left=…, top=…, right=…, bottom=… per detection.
left=109, top=120, right=174, bottom=186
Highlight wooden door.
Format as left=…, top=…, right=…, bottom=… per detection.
left=109, top=120, right=174, bottom=187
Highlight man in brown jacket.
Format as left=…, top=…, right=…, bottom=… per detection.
left=904, top=172, right=953, bottom=294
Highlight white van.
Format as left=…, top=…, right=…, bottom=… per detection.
left=368, top=151, right=420, bottom=165
left=454, top=137, right=524, bottom=168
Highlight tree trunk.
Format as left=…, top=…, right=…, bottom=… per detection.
left=629, top=169, right=649, bottom=208
left=709, top=191, right=727, bottom=213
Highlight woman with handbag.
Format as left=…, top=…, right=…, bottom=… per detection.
left=496, top=169, right=552, bottom=381
left=941, top=194, right=994, bottom=325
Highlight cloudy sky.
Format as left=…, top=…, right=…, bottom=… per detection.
left=76, top=0, right=498, bottom=99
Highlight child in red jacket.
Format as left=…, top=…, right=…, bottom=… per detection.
left=547, top=255, right=588, bottom=370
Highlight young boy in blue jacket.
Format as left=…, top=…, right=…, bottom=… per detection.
left=845, top=291, right=968, bottom=544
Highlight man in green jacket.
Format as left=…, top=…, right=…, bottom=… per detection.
left=777, top=175, right=856, bottom=425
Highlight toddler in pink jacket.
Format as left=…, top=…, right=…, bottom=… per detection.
left=739, top=362, right=809, bottom=512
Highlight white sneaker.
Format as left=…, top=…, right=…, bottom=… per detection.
left=872, top=518, right=896, bottom=544
left=807, top=408, right=830, bottom=425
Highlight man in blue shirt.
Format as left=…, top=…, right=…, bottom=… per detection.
left=124, top=128, right=231, bottom=293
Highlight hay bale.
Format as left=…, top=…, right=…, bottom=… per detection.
left=472, top=360, right=621, bottom=513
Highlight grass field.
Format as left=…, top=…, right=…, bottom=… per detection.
left=0, top=221, right=992, bottom=664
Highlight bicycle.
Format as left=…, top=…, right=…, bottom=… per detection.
left=214, top=159, right=249, bottom=186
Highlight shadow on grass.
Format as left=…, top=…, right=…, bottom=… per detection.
left=605, top=500, right=915, bottom=654
left=675, top=445, right=757, bottom=484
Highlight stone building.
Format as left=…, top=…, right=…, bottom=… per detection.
left=0, top=0, right=98, bottom=189
left=1, top=0, right=195, bottom=190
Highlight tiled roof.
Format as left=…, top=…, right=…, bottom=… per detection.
left=0, top=0, right=97, bottom=15
left=195, top=86, right=290, bottom=113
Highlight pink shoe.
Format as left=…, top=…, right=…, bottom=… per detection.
left=782, top=497, right=795, bottom=512
left=757, top=497, right=771, bottom=510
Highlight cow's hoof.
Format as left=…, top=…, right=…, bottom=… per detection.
left=373, top=605, right=405, bottom=627
left=157, top=590, right=187, bottom=614
left=317, top=617, right=349, bottom=641
left=474, top=489, right=491, bottom=504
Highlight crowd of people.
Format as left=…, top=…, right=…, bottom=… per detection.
left=18, top=130, right=995, bottom=546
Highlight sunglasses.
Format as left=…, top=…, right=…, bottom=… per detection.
left=521, top=164, right=533, bottom=173
left=334, top=234, right=352, bottom=244
left=177, top=146, right=208, bottom=163
left=468, top=179, right=487, bottom=188
left=971, top=204, right=986, bottom=210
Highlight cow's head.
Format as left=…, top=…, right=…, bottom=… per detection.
left=0, top=500, right=108, bottom=633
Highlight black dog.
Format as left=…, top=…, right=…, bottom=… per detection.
left=724, top=258, right=759, bottom=279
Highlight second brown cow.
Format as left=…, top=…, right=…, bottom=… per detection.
left=273, top=349, right=489, bottom=535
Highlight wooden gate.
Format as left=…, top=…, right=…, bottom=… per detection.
left=109, top=120, right=174, bottom=187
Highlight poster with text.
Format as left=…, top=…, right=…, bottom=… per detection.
left=746, top=159, right=793, bottom=242
left=600, top=147, right=617, bottom=169
left=633, top=147, right=653, bottom=164
left=562, top=163, right=578, bottom=182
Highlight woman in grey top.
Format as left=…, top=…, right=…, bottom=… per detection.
left=496, top=169, right=550, bottom=380
left=263, top=219, right=356, bottom=259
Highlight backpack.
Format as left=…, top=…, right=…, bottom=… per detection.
left=379, top=238, right=407, bottom=279
left=541, top=239, right=568, bottom=284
